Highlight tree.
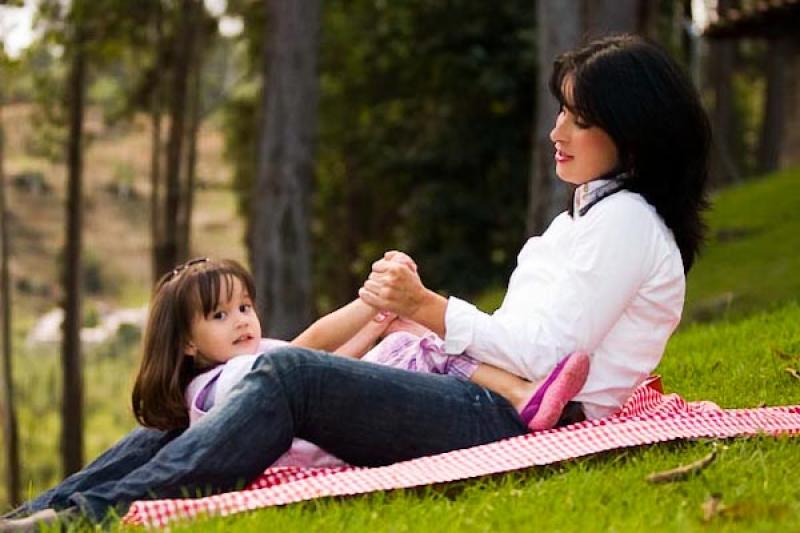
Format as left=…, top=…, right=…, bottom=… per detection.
left=707, top=0, right=740, bottom=187
left=177, top=9, right=207, bottom=261
left=224, top=1, right=536, bottom=309
left=250, top=0, right=321, bottom=338
left=144, top=0, right=217, bottom=280
left=155, top=0, right=199, bottom=277
left=149, top=2, right=165, bottom=283
left=0, top=62, right=21, bottom=507
left=757, top=36, right=790, bottom=174
left=61, top=4, right=89, bottom=475
left=526, top=0, right=582, bottom=236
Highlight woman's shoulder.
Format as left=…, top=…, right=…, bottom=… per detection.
left=584, top=190, right=670, bottom=236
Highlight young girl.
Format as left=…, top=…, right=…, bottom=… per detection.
left=131, top=257, right=589, bottom=466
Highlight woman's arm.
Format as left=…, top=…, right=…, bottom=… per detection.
left=360, top=201, right=660, bottom=380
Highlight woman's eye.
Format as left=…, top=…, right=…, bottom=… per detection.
left=574, top=117, right=591, bottom=129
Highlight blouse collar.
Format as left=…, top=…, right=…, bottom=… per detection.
left=573, top=170, right=632, bottom=217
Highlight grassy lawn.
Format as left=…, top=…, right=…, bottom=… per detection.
left=7, top=167, right=799, bottom=530
left=163, top=302, right=800, bottom=532
left=158, top=171, right=800, bottom=531
left=683, top=168, right=800, bottom=323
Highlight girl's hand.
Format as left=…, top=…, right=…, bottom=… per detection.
left=384, top=317, right=431, bottom=337
left=373, top=311, right=397, bottom=323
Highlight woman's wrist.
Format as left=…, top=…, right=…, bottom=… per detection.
left=410, top=289, right=448, bottom=338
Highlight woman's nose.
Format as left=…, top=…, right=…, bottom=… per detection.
left=549, top=112, right=566, bottom=144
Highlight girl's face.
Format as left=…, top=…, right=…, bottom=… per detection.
left=549, top=79, right=619, bottom=185
left=184, top=277, right=262, bottom=366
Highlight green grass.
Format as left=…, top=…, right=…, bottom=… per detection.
left=156, top=302, right=800, bottom=532
left=167, top=170, right=800, bottom=531
left=10, top=170, right=800, bottom=530
left=684, top=168, right=800, bottom=323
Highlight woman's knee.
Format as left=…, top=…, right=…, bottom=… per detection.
left=244, top=346, right=335, bottom=393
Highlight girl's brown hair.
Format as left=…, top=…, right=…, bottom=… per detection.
left=131, top=258, right=257, bottom=430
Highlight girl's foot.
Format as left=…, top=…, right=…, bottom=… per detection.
left=0, top=507, right=78, bottom=532
left=519, top=352, right=590, bottom=431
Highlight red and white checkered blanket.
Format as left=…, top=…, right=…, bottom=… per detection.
left=122, top=379, right=800, bottom=527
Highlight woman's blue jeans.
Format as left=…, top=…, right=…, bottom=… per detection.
left=14, top=347, right=528, bottom=521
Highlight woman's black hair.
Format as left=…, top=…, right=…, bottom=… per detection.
left=550, top=34, right=711, bottom=273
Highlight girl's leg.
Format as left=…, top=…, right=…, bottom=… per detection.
left=469, top=364, right=539, bottom=411
left=470, top=352, right=590, bottom=431
left=65, top=347, right=528, bottom=521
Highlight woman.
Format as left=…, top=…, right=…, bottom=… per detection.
left=3, top=34, right=709, bottom=527
left=360, top=33, right=710, bottom=421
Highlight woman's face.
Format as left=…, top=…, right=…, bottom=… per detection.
left=549, top=80, right=619, bottom=185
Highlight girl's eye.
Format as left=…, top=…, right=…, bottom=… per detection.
left=239, top=304, right=252, bottom=313
left=212, top=311, right=227, bottom=320
left=574, top=117, right=591, bottom=129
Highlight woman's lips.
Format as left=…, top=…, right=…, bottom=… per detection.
left=554, top=149, right=573, bottom=163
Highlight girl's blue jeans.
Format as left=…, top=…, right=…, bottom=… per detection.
left=12, top=347, right=528, bottom=521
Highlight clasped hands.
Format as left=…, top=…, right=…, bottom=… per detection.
left=359, top=250, right=428, bottom=321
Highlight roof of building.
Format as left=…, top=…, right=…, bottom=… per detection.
left=704, top=0, right=800, bottom=38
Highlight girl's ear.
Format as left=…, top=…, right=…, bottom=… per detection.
left=184, top=340, right=198, bottom=357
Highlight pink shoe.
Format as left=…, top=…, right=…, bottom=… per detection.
left=519, top=352, right=590, bottom=431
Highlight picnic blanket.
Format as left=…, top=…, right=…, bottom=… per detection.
left=122, top=377, right=800, bottom=528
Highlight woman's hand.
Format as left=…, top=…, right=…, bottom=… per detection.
left=359, top=250, right=448, bottom=337
left=384, top=250, right=417, bottom=273
left=359, top=255, right=427, bottom=317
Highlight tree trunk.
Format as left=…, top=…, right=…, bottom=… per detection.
left=707, top=0, right=740, bottom=187
left=583, top=0, right=641, bottom=39
left=156, top=0, right=196, bottom=278
left=708, top=39, right=739, bottom=186
left=178, top=17, right=204, bottom=261
left=62, top=22, right=87, bottom=476
left=0, top=89, right=21, bottom=506
left=757, top=37, right=789, bottom=174
left=527, top=0, right=641, bottom=237
left=251, top=0, right=320, bottom=339
left=150, top=2, right=165, bottom=284
left=527, top=1, right=582, bottom=236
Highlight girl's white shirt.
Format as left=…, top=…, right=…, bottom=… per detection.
left=444, top=190, right=685, bottom=420
left=185, top=339, right=346, bottom=468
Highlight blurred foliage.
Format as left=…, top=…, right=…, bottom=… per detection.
left=730, top=40, right=768, bottom=176
left=224, top=0, right=536, bottom=312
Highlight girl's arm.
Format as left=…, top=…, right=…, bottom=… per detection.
left=331, top=313, right=394, bottom=358
left=293, top=252, right=417, bottom=356
left=291, top=299, right=385, bottom=354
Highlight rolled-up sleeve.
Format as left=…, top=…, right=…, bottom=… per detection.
left=443, top=296, right=479, bottom=354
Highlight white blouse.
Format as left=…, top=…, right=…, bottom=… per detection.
left=444, top=189, right=685, bottom=419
